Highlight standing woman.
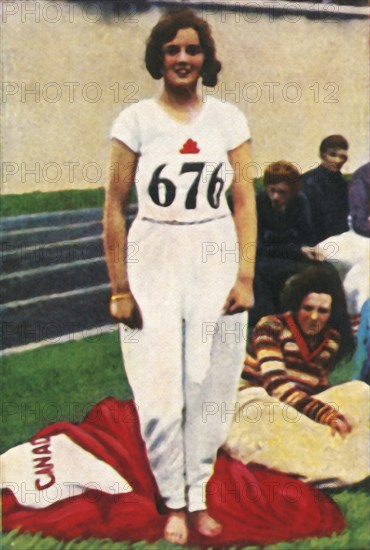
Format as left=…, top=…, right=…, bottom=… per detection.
left=104, top=9, right=256, bottom=545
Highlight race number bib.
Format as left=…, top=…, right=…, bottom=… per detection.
left=148, top=162, right=225, bottom=210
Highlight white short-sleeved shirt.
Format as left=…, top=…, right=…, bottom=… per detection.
left=110, top=97, right=250, bottom=222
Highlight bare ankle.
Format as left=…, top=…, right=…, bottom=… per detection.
left=164, top=509, right=189, bottom=546
left=192, top=509, right=223, bottom=537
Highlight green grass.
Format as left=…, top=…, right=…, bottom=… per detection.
left=0, top=189, right=106, bottom=218
left=1, top=335, right=369, bottom=549
left=0, top=332, right=353, bottom=454
left=0, top=331, right=131, bottom=453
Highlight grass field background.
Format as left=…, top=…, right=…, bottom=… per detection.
left=1, top=333, right=369, bottom=549
left=1, top=186, right=368, bottom=549
left=0, top=189, right=106, bottom=218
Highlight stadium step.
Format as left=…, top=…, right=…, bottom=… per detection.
left=1, top=285, right=112, bottom=349
left=1, top=236, right=104, bottom=273
left=0, top=258, right=108, bottom=304
left=0, top=220, right=103, bottom=249
left=0, top=208, right=102, bottom=232
left=1, top=206, right=138, bottom=351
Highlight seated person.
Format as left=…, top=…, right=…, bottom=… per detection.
left=302, top=167, right=369, bottom=336
left=249, top=160, right=312, bottom=328
left=225, top=264, right=369, bottom=487
left=301, top=135, right=349, bottom=245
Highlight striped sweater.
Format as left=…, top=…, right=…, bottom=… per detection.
left=242, top=313, right=344, bottom=425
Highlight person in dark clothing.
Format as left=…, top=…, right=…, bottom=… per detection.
left=349, top=161, right=370, bottom=238
left=249, top=160, right=312, bottom=329
left=301, top=135, right=349, bottom=245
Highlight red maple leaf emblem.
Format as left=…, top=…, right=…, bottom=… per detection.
left=179, top=139, right=200, bottom=154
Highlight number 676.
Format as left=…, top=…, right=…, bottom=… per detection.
left=148, top=162, right=225, bottom=209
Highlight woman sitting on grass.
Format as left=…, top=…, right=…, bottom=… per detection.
left=225, top=264, right=369, bottom=487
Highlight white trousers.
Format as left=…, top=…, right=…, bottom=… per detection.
left=120, top=216, right=247, bottom=511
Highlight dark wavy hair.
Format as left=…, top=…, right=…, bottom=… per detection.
left=281, top=262, right=355, bottom=359
left=263, top=161, right=301, bottom=195
left=319, top=135, right=349, bottom=156
left=145, top=8, right=221, bottom=87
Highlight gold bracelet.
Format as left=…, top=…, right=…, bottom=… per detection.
left=111, top=292, right=131, bottom=302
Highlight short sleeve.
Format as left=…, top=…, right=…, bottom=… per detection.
left=110, top=104, right=141, bottom=153
left=225, top=102, right=251, bottom=151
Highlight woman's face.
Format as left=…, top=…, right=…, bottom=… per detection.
left=266, top=182, right=292, bottom=212
left=162, top=27, right=205, bottom=90
left=321, top=147, right=348, bottom=172
left=297, top=293, right=332, bottom=336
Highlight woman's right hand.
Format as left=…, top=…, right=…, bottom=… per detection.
left=329, top=415, right=352, bottom=439
left=110, top=292, right=143, bottom=329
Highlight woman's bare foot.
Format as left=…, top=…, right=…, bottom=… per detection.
left=164, top=510, right=188, bottom=546
left=193, top=509, right=223, bottom=537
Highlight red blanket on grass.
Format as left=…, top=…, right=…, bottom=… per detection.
left=2, top=398, right=345, bottom=547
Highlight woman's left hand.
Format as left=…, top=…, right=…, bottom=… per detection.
left=330, top=415, right=352, bottom=439
left=223, top=277, right=254, bottom=315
